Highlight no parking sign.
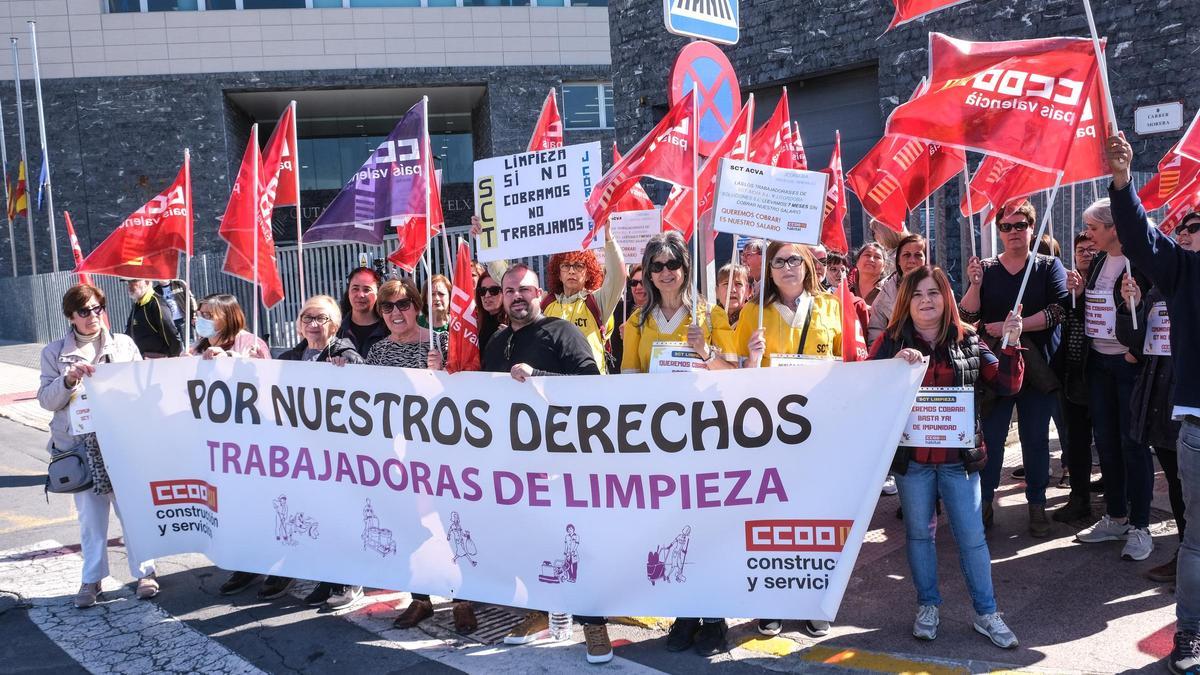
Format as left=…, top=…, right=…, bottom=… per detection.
left=669, top=41, right=742, bottom=157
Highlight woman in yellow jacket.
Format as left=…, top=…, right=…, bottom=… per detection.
left=621, top=231, right=736, bottom=373
left=728, top=241, right=844, bottom=368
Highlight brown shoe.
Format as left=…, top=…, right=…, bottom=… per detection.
left=1029, top=503, right=1050, bottom=538
left=452, top=601, right=478, bottom=633
left=503, top=611, right=550, bottom=645
left=982, top=501, right=994, bottom=530
left=136, top=574, right=160, bottom=599
left=1147, top=551, right=1179, bottom=583
left=393, top=598, right=434, bottom=629
left=74, top=582, right=101, bottom=609
left=583, top=623, right=614, bottom=664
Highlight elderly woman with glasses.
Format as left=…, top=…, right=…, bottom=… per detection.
left=959, top=200, right=1069, bottom=537
left=279, top=295, right=363, bottom=365
left=38, top=284, right=158, bottom=609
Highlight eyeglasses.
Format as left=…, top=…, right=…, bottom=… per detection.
left=770, top=256, right=805, bottom=270
left=649, top=259, right=684, bottom=274
left=74, top=305, right=105, bottom=318
left=997, top=219, right=1032, bottom=233
left=560, top=262, right=586, bottom=272
left=378, top=299, right=413, bottom=314
left=300, top=314, right=330, bottom=325
left=1175, top=221, right=1200, bottom=236
left=478, top=286, right=502, bottom=297
left=627, top=278, right=643, bottom=289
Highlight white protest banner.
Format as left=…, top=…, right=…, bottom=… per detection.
left=87, top=357, right=924, bottom=620
left=648, top=341, right=706, bottom=373
left=768, top=354, right=833, bottom=367
left=898, top=387, right=974, bottom=449
left=713, top=158, right=828, bottom=245
left=474, top=141, right=602, bottom=263
left=610, top=209, right=662, bottom=262
left=1144, top=301, right=1171, bottom=356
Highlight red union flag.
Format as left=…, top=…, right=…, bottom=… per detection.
left=790, top=122, right=808, bottom=170
left=584, top=90, right=695, bottom=247
left=887, top=33, right=1100, bottom=174
left=1140, top=140, right=1200, bottom=211
left=1177, top=109, right=1200, bottom=163
left=820, top=131, right=850, bottom=253
left=262, top=104, right=299, bottom=208
left=445, top=239, right=481, bottom=374
left=887, top=0, right=971, bottom=31
left=220, top=128, right=285, bottom=309
left=528, top=89, right=564, bottom=152
left=749, top=94, right=794, bottom=168
left=1160, top=185, right=1200, bottom=234
left=662, top=98, right=753, bottom=241
left=611, top=144, right=656, bottom=213
left=78, top=161, right=191, bottom=280
left=388, top=156, right=445, bottom=273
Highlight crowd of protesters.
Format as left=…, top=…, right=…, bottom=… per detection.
left=37, top=139, right=1199, bottom=672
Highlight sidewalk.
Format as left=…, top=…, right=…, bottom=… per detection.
left=0, top=342, right=50, bottom=431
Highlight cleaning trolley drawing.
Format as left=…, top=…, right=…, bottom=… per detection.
left=273, top=495, right=319, bottom=546
left=447, top=511, right=477, bottom=566
left=648, top=526, right=691, bottom=585
left=361, top=499, right=396, bottom=557
left=538, top=523, right=580, bottom=584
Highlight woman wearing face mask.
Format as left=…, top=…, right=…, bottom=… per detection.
left=868, top=233, right=928, bottom=346
left=959, top=201, right=1068, bottom=537
left=849, top=242, right=887, bottom=307
left=337, top=267, right=388, bottom=357
left=476, top=272, right=508, bottom=352
left=39, top=284, right=159, bottom=609
left=189, top=294, right=269, bottom=359
left=870, top=266, right=1024, bottom=649
left=1116, top=213, right=1200, bottom=583
left=420, top=274, right=451, bottom=333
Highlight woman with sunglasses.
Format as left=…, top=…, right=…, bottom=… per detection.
left=1112, top=213, right=1200, bottom=582
left=39, top=284, right=159, bottom=608
left=476, top=272, right=507, bottom=352
left=959, top=201, right=1069, bottom=537
left=189, top=294, right=270, bottom=359
left=871, top=266, right=1024, bottom=649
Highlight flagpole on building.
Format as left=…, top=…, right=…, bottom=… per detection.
left=28, top=22, right=57, bottom=273
left=11, top=39, right=34, bottom=275
left=422, top=96, right=433, bottom=354
left=290, top=100, right=305, bottom=300
left=690, top=91, right=700, bottom=324
left=0, top=98, right=15, bottom=276
left=1003, top=172, right=1066, bottom=349
left=250, top=124, right=260, bottom=340
left=184, top=148, right=193, bottom=352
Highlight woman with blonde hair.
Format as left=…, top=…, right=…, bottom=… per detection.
left=278, top=295, right=362, bottom=365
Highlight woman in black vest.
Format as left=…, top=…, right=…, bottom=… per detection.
left=870, top=265, right=1024, bottom=649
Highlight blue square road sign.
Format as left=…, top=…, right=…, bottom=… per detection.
left=663, top=0, right=740, bottom=46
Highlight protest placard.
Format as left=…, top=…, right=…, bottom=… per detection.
left=474, top=141, right=602, bottom=262
left=713, top=158, right=828, bottom=245
left=610, top=209, right=662, bottom=262
left=898, top=387, right=974, bottom=449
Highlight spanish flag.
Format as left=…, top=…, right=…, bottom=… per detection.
left=7, top=161, right=27, bottom=221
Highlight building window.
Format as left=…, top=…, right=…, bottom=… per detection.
left=242, top=0, right=306, bottom=7
left=107, top=0, right=141, bottom=11
left=562, top=83, right=613, bottom=130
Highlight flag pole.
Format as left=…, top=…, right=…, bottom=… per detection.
left=184, top=148, right=193, bottom=352
left=0, top=98, right=15, bottom=276
left=27, top=21, right=57, bottom=273
left=1082, top=0, right=1119, bottom=132
left=1070, top=182, right=1076, bottom=309
left=690, top=90, right=700, bottom=324
left=1003, top=171, right=1066, bottom=349
left=250, top=124, right=260, bottom=340
left=11, top=39, right=35, bottom=275
left=962, top=160, right=977, bottom=259
left=422, top=96, right=433, bottom=354
left=923, top=195, right=931, bottom=260
left=291, top=100, right=305, bottom=300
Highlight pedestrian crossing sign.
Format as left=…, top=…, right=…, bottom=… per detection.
left=663, top=0, right=739, bottom=45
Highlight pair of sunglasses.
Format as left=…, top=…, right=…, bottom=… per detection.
left=1174, top=221, right=1200, bottom=237
left=378, top=299, right=414, bottom=314
left=648, top=259, right=684, bottom=274
left=74, top=305, right=105, bottom=318
left=997, top=220, right=1032, bottom=233
left=478, top=286, right=501, bottom=297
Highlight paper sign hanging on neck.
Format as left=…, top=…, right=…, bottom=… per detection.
left=712, top=159, right=827, bottom=245
left=610, top=209, right=662, bottom=262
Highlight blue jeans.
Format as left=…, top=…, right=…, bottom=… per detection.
left=895, top=461, right=997, bottom=615
left=981, top=386, right=1055, bottom=504
left=1087, top=352, right=1154, bottom=528
left=1177, top=419, right=1200, bottom=632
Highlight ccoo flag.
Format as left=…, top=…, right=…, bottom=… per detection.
left=887, top=33, right=1100, bottom=175
left=445, top=238, right=481, bottom=374
left=528, top=89, right=565, bottom=152
left=219, top=127, right=285, bottom=309
left=887, top=0, right=971, bottom=31
left=662, top=97, right=753, bottom=241
left=819, top=131, right=849, bottom=254
left=304, top=100, right=429, bottom=245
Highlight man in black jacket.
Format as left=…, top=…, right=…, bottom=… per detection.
left=125, top=279, right=181, bottom=358
left=1107, top=132, right=1200, bottom=675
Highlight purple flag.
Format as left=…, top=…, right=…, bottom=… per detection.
left=303, top=100, right=428, bottom=245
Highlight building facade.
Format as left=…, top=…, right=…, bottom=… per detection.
left=0, top=0, right=615, bottom=277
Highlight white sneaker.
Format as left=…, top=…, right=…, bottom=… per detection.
left=1122, top=527, right=1154, bottom=561
left=881, top=475, right=898, bottom=496
left=1076, top=514, right=1131, bottom=543
left=913, top=605, right=939, bottom=640
left=973, top=612, right=1018, bottom=648
left=326, top=585, right=364, bottom=614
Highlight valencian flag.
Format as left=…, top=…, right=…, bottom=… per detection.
left=960, top=65, right=1111, bottom=217
left=528, top=89, right=564, bottom=152
left=819, top=131, right=849, bottom=253
left=79, top=160, right=191, bottom=280
left=7, top=161, right=27, bottom=221
left=888, top=33, right=1100, bottom=175
left=748, top=93, right=794, bottom=168
left=1140, top=139, right=1200, bottom=211
left=445, top=239, right=481, bottom=373
left=848, top=79, right=966, bottom=232
left=304, top=100, right=429, bottom=245
left=887, top=0, right=971, bottom=31
left=219, top=127, right=284, bottom=309
left=584, top=90, right=696, bottom=247
left=662, top=97, right=754, bottom=241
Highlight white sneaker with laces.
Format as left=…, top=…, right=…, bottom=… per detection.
left=881, top=475, right=898, bottom=496
left=973, top=612, right=1018, bottom=648
left=913, top=605, right=939, bottom=641
left=1121, top=527, right=1154, bottom=561
left=326, top=585, right=364, bottom=614
left=1076, top=514, right=1131, bottom=543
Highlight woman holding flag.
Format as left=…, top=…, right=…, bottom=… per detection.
left=871, top=265, right=1024, bottom=649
